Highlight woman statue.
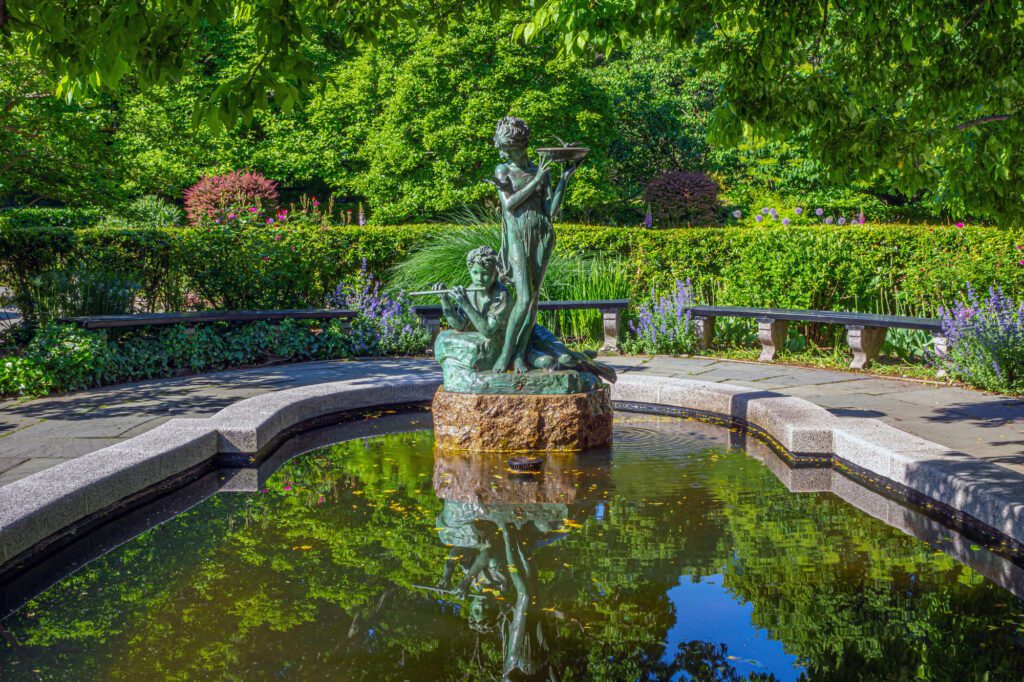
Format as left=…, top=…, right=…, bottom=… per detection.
left=490, top=116, right=578, bottom=374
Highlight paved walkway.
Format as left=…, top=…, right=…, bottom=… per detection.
left=1, top=357, right=1022, bottom=487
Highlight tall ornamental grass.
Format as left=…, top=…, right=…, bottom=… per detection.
left=389, top=220, right=633, bottom=345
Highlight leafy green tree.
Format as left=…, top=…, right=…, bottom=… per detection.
left=0, top=46, right=124, bottom=206
left=516, top=0, right=1024, bottom=223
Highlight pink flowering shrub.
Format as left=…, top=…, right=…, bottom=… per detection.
left=183, top=171, right=279, bottom=226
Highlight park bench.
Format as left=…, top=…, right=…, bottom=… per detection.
left=683, top=306, right=946, bottom=369
left=411, top=298, right=630, bottom=352
left=59, top=309, right=357, bottom=330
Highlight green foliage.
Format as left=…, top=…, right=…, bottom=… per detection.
left=541, top=257, right=634, bottom=342
left=27, top=267, right=140, bottom=324
left=3, top=5, right=952, bottom=225
left=0, top=207, right=102, bottom=230
left=313, top=6, right=617, bottom=223
left=0, top=355, right=53, bottom=397
left=98, top=195, right=185, bottom=229
left=590, top=40, right=716, bottom=202
left=0, top=317, right=374, bottom=398
left=519, top=0, right=1024, bottom=224
left=5, top=223, right=1023, bottom=337
left=0, top=46, right=125, bottom=206
left=24, top=322, right=110, bottom=392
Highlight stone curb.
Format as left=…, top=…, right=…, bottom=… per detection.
left=611, top=374, right=1024, bottom=545
left=0, top=375, right=441, bottom=566
left=2, top=372, right=1022, bottom=570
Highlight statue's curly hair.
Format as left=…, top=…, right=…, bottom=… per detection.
left=493, top=116, right=530, bottom=148
left=466, top=245, right=499, bottom=270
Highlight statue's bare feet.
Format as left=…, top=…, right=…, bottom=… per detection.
left=514, top=358, right=529, bottom=374
left=492, top=353, right=510, bottom=373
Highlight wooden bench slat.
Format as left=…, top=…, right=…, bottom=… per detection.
left=410, top=298, right=630, bottom=317
left=60, top=309, right=357, bottom=330
left=686, top=306, right=941, bottom=331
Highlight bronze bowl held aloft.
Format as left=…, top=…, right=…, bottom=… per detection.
left=535, top=146, right=590, bottom=163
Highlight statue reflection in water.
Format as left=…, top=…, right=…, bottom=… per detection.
left=419, top=448, right=610, bottom=681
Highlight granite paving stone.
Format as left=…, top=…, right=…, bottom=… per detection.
left=2, top=356, right=1023, bottom=486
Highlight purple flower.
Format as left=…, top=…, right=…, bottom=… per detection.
left=858, top=213, right=866, bottom=224
left=838, top=217, right=847, bottom=225
left=761, top=207, right=770, bottom=215
left=266, top=218, right=274, bottom=224
left=644, top=208, right=653, bottom=229
left=755, top=214, right=764, bottom=223
left=825, top=216, right=834, bottom=224
left=227, top=212, right=237, bottom=220
left=248, top=207, right=258, bottom=213
left=815, top=208, right=824, bottom=216
left=794, top=207, right=803, bottom=215
left=732, top=209, right=742, bottom=219
left=782, top=217, right=791, bottom=226
left=956, top=221, right=965, bottom=228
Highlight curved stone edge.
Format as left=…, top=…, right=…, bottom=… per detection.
left=0, top=375, right=441, bottom=566
left=612, top=374, right=1024, bottom=545
left=2, top=371, right=1022, bottom=570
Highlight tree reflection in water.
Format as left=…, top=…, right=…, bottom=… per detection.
left=1, top=418, right=1024, bottom=681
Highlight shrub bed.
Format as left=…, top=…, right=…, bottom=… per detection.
left=2, top=222, right=1022, bottom=318
left=0, top=312, right=431, bottom=399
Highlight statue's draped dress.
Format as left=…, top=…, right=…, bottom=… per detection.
left=498, top=167, right=554, bottom=313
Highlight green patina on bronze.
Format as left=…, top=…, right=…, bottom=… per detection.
left=431, top=119, right=616, bottom=394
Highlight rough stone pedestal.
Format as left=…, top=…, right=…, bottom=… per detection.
left=432, top=386, right=612, bottom=452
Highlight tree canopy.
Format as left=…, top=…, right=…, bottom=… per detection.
left=3, top=1, right=1022, bottom=221
left=518, top=0, right=1024, bottom=223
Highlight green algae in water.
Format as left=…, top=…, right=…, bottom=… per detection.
left=2, top=415, right=1024, bottom=681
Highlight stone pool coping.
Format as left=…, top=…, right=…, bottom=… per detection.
left=2, top=373, right=1023, bottom=569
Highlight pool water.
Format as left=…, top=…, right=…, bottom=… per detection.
left=2, top=414, right=1024, bottom=680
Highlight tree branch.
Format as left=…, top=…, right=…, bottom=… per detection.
left=960, top=0, right=988, bottom=30
left=3, top=93, right=50, bottom=114
left=810, top=1, right=829, bottom=68
left=0, top=0, right=7, bottom=32
left=956, top=114, right=1011, bottom=130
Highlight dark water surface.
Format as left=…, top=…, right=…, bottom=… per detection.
left=2, top=414, right=1024, bottom=681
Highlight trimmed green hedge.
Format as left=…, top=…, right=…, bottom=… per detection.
left=2, top=223, right=1022, bottom=322
left=0, top=207, right=102, bottom=230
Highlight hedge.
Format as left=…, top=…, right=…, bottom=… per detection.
left=2, top=223, right=1022, bottom=322
left=0, top=207, right=103, bottom=230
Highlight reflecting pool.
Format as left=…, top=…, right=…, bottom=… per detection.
left=2, top=413, right=1024, bottom=680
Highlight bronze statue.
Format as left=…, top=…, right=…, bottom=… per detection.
left=432, top=246, right=616, bottom=390
left=490, top=116, right=579, bottom=375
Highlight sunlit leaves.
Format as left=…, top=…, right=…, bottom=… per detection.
left=516, top=0, right=1024, bottom=223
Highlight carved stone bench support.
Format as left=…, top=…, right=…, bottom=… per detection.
left=757, top=318, right=787, bottom=362
left=692, top=315, right=715, bottom=349
left=931, top=332, right=949, bottom=357
left=846, top=325, right=887, bottom=369
left=600, top=307, right=622, bottom=352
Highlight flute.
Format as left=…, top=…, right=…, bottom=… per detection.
left=407, top=287, right=485, bottom=296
